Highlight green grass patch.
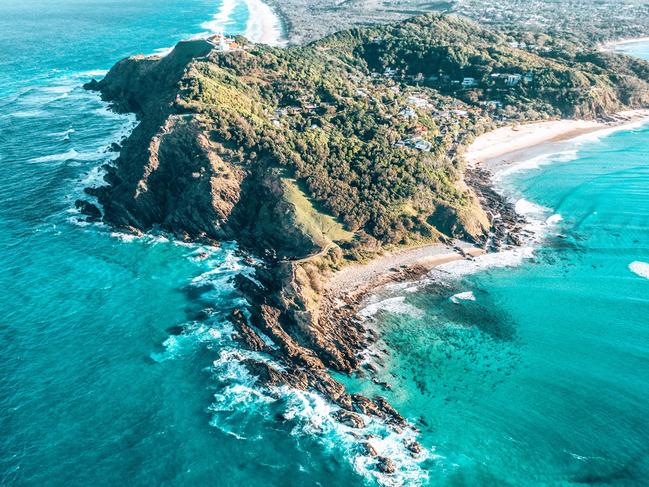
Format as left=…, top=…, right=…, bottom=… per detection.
left=281, top=177, right=355, bottom=246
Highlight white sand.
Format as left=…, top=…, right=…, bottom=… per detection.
left=327, top=243, right=483, bottom=299
left=465, top=119, right=599, bottom=167
left=201, top=0, right=286, bottom=46
left=465, top=110, right=649, bottom=168
left=601, top=36, right=649, bottom=51
left=326, top=110, right=649, bottom=301
left=242, top=0, right=286, bottom=46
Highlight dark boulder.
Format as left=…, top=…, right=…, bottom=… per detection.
left=75, top=199, right=101, bottom=221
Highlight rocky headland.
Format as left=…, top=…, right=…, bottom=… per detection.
left=80, top=13, right=649, bottom=472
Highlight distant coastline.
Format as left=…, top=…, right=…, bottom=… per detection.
left=600, top=36, right=649, bottom=51
left=240, top=0, right=286, bottom=46
left=200, top=0, right=286, bottom=46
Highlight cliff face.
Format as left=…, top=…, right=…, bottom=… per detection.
left=81, top=13, right=649, bottom=470
left=87, top=40, right=326, bottom=258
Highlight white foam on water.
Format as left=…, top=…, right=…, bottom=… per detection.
left=495, top=148, right=579, bottom=178
left=14, top=83, right=76, bottom=107
left=6, top=109, right=47, bottom=119
left=436, top=246, right=536, bottom=278
left=573, top=117, right=649, bottom=144
left=514, top=198, right=549, bottom=217
left=450, top=291, right=476, bottom=304
left=79, top=165, right=108, bottom=189
left=127, top=233, right=430, bottom=484
left=201, top=0, right=238, bottom=32
left=191, top=248, right=257, bottom=288
left=152, top=46, right=175, bottom=57
left=208, top=348, right=282, bottom=430
left=110, top=231, right=138, bottom=243
left=76, top=69, right=109, bottom=78
left=40, top=85, right=75, bottom=97
left=110, top=231, right=206, bottom=249
left=382, top=281, right=424, bottom=294
left=30, top=147, right=110, bottom=164
left=151, top=323, right=230, bottom=362
left=360, top=296, right=425, bottom=319
left=242, top=0, right=286, bottom=46
left=208, top=354, right=432, bottom=487
left=546, top=214, right=563, bottom=225
left=47, top=128, right=75, bottom=138
left=282, top=388, right=431, bottom=487
left=629, top=261, right=649, bottom=280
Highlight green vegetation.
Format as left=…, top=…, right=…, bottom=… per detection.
left=164, top=14, right=649, bottom=249
left=281, top=177, right=355, bottom=247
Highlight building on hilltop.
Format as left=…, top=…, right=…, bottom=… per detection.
left=206, top=29, right=245, bottom=52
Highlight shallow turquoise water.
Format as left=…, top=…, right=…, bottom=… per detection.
left=613, top=40, right=649, bottom=61
left=347, top=122, right=649, bottom=484
left=3, top=2, right=649, bottom=485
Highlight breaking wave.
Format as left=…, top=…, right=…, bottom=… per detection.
left=141, top=241, right=430, bottom=486
left=629, top=261, right=649, bottom=280
left=360, top=296, right=425, bottom=319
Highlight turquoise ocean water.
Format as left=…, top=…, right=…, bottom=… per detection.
left=2, top=3, right=649, bottom=485
left=345, top=121, right=649, bottom=484
left=0, top=2, right=362, bottom=486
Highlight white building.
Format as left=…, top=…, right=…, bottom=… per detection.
left=505, top=74, right=522, bottom=86
left=462, top=77, right=477, bottom=87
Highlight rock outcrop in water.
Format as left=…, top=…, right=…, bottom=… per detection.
left=82, top=13, right=649, bottom=472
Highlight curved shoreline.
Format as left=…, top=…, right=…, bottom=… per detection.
left=241, top=0, right=287, bottom=46
left=324, top=109, right=649, bottom=308
left=199, top=0, right=287, bottom=46
left=466, top=109, right=649, bottom=171
left=601, top=36, right=649, bottom=51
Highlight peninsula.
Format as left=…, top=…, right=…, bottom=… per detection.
left=80, top=12, right=649, bottom=472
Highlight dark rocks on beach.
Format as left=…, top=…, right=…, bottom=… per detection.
left=465, top=167, right=526, bottom=251
left=374, top=395, right=407, bottom=427
left=241, top=359, right=287, bottom=387
left=81, top=38, right=510, bottom=473
left=229, top=309, right=271, bottom=353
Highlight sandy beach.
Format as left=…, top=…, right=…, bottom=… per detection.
left=601, top=36, right=649, bottom=51
left=326, top=243, right=484, bottom=302
left=465, top=109, right=649, bottom=169
left=201, top=0, right=286, bottom=46
left=242, top=0, right=286, bottom=46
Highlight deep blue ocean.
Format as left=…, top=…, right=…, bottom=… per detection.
left=1, top=2, right=649, bottom=485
